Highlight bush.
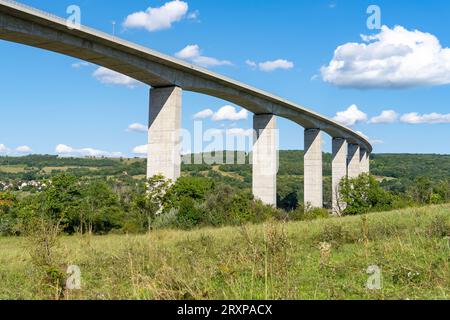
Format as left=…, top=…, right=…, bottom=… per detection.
left=318, top=223, right=356, bottom=248
left=339, top=174, right=395, bottom=215
left=152, top=209, right=178, bottom=230
left=289, top=204, right=330, bottom=221
left=175, top=198, right=205, bottom=230
left=165, top=177, right=214, bottom=209
left=427, top=215, right=450, bottom=238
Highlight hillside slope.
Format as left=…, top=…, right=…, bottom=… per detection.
left=1, top=204, right=449, bottom=300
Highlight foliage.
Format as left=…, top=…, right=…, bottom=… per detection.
left=1, top=205, right=449, bottom=300
left=0, top=152, right=449, bottom=234
left=128, top=175, right=171, bottom=232
left=339, top=174, right=396, bottom=215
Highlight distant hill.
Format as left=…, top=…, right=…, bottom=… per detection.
left=1, top=151, right=448, bottom=183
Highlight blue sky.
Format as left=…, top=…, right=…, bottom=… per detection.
left=1, top=0, right=449, bottom=157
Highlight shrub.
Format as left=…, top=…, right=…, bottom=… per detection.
left=427, top=215, right=450, bottom=238
left=176, top=197, right=205, bottom=230
left=153, top=208, right=178, bottom=230
left=318, top=223, right=355, bottom=248
left=339, top=174, right=395, bottom=215
left=289, top=204, right=330, bottom=222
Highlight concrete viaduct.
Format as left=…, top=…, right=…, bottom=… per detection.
left=0, top=0, right=372, bottom=212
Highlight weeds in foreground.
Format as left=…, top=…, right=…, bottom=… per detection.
left=1, top=205, right=449, bottom=300
left=23, top=214, right=66, bottom=300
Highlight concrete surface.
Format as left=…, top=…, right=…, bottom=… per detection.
left=304, top=129, right=323, bottom=208
left=253, top=114, right=278, bottom=206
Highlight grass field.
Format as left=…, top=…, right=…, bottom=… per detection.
left=0, top=165, right=27, bottom=173
left=0, top=205, right=449, bottom=300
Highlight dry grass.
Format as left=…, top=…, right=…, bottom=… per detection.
left=0, top=204, right=449, bottom=300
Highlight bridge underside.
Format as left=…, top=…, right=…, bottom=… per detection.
left=0, top=1, right=372, bottom=212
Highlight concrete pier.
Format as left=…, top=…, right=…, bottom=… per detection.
left=147, top=86, right=182, bottom=181
left=360, top=148, right=370, bottom=174
left=252, top=114, right=278, bottom=206
left=332, top=138, right=348, bottom=213
left=347, top=144, right=361, bottom=178
left=304, top=129, right=323, bottom=208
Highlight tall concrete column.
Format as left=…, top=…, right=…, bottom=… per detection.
left=253, top=114, right=278, bottom=206
left=347, top=143, right=361, bottom=178
left=304, top=129, right=323, bottom=208
left=332, top=138, right=348, bottom=214
left=147, top=86, right=182, bottom=181
left=360, top=148, right=370, bottom=174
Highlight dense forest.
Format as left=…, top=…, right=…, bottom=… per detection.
left=0, top=152, right=449, bottom=235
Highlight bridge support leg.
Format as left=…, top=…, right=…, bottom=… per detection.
left=147, top=86, right=182, bottom=182
left=347, top=143, right=361, bottom=178
left=304, top=129, right=323, bottom=208
left=252, top=114, right=278, bottom=206
left=332, top=138, right=348, bottom=214
left=360, top=148, right=370, bottom=174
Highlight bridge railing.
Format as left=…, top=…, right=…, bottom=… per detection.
left=1, top=0, right=68, bottom=24
left=0, top=0, right=149, bottom=52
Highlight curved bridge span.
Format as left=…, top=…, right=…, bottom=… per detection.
left=0, top=0, right=372, bottom=211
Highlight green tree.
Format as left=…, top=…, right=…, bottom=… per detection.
left=130, top=175, right=171, bottom=232
left=339, top=174, right=394, bottom=215
left=79, top=180, right=124, bottom=234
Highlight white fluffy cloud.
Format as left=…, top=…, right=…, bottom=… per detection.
left=71, top=61, right=90, bottom=68
left=333, top=104, right=368, bottom=126
left=0, top=144, right=33, bottom=155
left=16, top=146, right=32, bottom=154
left=369, top=110, right=399, bottom=124
left=175, top=45, right=232, bottom=68
left=193, top=109, right=214, bottom=120
left=194, top=106, right=248, bottom=122
left=246, top=59, right=294, bottom=72
left=321, top=25, right=450, bottom=89
left=132, top=145, right=148, bottom=155
left=55, top=144, right=122, bottom=158
left=93, top=67, right=141, bottom=87
left=127, top=123, right=147, bottom=133
left=123, top=0, right=189, bottom=32
left=400, top=112, right=450, bottom=124
left=212, top=106, right=248, bottom=121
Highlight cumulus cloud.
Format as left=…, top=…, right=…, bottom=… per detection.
left=247, top=59, right=294, bottom=72
left=175, top=45, right=232, bottom=68
left=370, top=139, right=384, bottom=145
left=127, top=123, right=147, bottom=133
left=245, top=60, right=257, bottom=68
left=93, top=67, right=141, bottom=87
left=321, top=25, right=450, bottom=89
left=71, top=61, right=90, bottom=68
left=333, top=104, right=368, bottom=126
left=123, top=0, right=190, bottom=32
left=55, top=144, right=122, bottom=158
left=132, top=144, right=148, bottom=155
left=193, top=109, right=214, bottom=120
left=193, top=106, right=248, bottom=122
left=16, top=146, right=32, bottom=154
left=369, top=110, right=399, bottom=124
left=400, top=112, right=450, bottom=124
left=212, top=106, right=248, bottom=121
